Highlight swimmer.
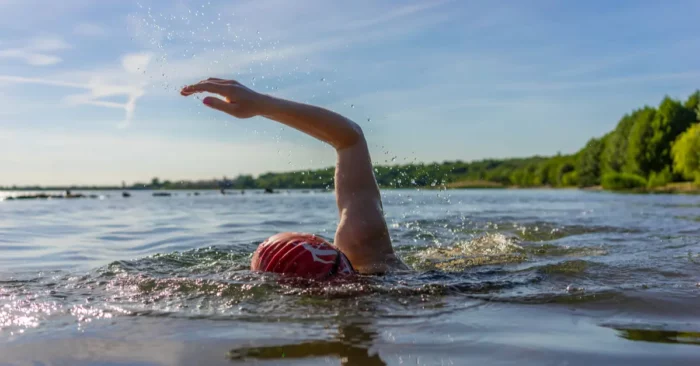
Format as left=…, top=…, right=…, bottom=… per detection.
left=180, top=78, right=409, bottom=278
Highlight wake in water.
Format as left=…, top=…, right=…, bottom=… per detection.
left=1, top=220, right=658, bottom=338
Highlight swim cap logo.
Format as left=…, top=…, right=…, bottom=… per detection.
left=300, top=243, right=338, bottom=264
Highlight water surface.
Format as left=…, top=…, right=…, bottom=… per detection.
left=1, top=189, right=699, bottom=365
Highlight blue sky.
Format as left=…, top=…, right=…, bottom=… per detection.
left=1, top=0, right=699, bottom=185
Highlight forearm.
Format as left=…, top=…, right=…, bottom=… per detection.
left=258, top=95, right=363, bottom=150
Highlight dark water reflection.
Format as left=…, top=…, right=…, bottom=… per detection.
left=227, top=321, right=385, bottom=365
left=608, top=326, right=700, bottom=346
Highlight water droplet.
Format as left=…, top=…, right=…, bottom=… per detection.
left=367, top=118, right=371, bottom=122
left=350, top=104, right=355, bottom=108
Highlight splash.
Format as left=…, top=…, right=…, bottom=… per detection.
left=403, top=233, right=526, bottom=272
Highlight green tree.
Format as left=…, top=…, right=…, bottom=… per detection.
left=647, top=97, right=696, bottom=173
left=647, top=167, right=672, bottom=188
left=684, top=90, right=699, bottom=112
left=150, top=177, right=161, bottom=188
left=671, top=123, right=700, bottom=181
left=626, top=107, right=656, bottom=176
left=601, top=113, right=635, bottom=174
left=576, top=138, right=604, bottom=187
left=556, top=162, right=575, bottom=186
left=561, top=171, right=578, bottom=186
left=602, top=172, right=647, bottom=190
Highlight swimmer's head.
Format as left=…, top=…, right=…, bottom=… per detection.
left=251, top=232, right=355, bottom=280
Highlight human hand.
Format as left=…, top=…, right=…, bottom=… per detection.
left=180, top=78, right=268, bottom=119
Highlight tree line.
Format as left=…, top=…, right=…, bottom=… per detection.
left=575, top=90, right=699, bottom=190
left=4, top=91, right=698, bottom=192
left=200, top=90, right=698, bottom=191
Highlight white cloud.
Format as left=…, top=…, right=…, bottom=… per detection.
left=124, top=0, right=455, bottom=93
left=0, top=75, right=84, bottom=88
left=0, top=52, right=151, bottom=128
left=73, top=22, right=107, bottom=37
left=0, top=48, right=61, bottom=65
left=27, top=35, right=70, bottom=51
left=0, top=35, right=69, bottom=66
left=121, top=52, right=152, bottom=74
left=342, top=0, right=451, bottom=30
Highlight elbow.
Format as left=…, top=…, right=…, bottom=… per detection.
left=348, top=120, right=365, bottom=143
left=336, top=120, right=365, bottom=150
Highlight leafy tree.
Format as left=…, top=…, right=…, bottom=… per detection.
left=602, top=172, right=647, bottom=190
left=671, top=123, right=700, bottom=181
left=576, top=138, right=604, bottom=187
left=231, top=175, right=257, bottom=189
left=150, top=177, right=161, bottom=188
left=684, top=90, right=699, bottom=112
left=601, top=112, right=636, bottom=174
left=556, top=162, right=575, bottom=186
left=646, top=97, right=696, bottom=173
left=561, top=171, right=578, bottom=186
left=647, top=167, right=672, bottom=188
left=626, top=107, right=656, bottom=176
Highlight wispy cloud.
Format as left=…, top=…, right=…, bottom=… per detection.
left=0, top=35, right=69, bottom=66
left=341, top=0, right=452, bottom=30
left=2, top=0, right=699, bottom=186
left=0, top=52, right=151, bottom=127
left=128, top=0, right=455, bottom=90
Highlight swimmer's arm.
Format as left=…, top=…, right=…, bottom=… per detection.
left=260, top=97, right=408, bottom=274
left=259, top=97, right=364, bottom=150
left=180, top=78, right=361, bottom=149
left=179, top=78, right=407, bottom=273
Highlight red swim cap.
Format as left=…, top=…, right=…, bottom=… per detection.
left=251, top=232, right=355, bottom=280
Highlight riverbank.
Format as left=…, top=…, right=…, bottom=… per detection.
left=584, top=182, right=700, bottom=195
left=445, top=180, right=700, bottom=194
left=445, top=180, right=506, bottom=189
left=2, top=182, right=698, bottom=201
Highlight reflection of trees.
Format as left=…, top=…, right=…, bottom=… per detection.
left=226, top=321, right=385, bottom=365
left=614, top=327, right=700, bottom=346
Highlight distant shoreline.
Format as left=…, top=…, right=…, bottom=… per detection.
left=2, top=181, right=698, bottom=196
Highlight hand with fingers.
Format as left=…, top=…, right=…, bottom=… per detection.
left=180, top=78, right=268, bottom=119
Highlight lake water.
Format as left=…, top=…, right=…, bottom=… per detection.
left=1, top=189, right=699, bottom=365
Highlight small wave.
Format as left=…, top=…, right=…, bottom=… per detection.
left=401, top=232, right=608, bottom=273
left=402, top=233, right=526, bottom=272
left=524, top=243, right=608, bottom=257
left=508, top=221, right=641, bottom=242
left=675, top=215, right=700, bottom=223
left=535, top=259, right=592, bottom=275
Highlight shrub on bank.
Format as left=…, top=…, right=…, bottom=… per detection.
left=602, top=173, right=647, bottom=191
left=647, top=168, right=672, bottom=189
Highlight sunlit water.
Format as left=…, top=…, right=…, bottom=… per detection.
left=1, top=189, right=699, bottom=365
